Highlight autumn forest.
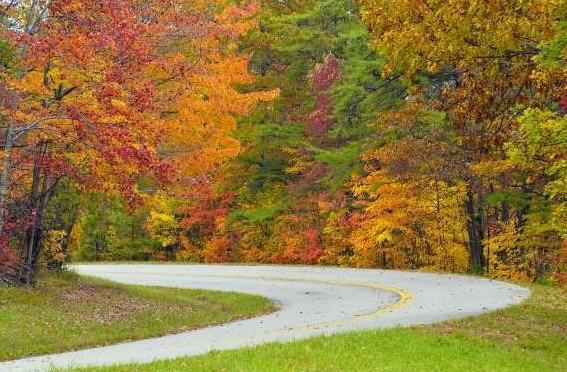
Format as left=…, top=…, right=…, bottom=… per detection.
left=1, top=0, right=567, bottom=286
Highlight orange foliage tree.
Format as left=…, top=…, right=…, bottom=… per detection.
left=0, top=0, right=275, bottom=284
left=355, top=0, right=567, bottom=278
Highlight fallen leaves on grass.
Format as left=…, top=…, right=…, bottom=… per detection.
left=57, top=283, right=154, bottom=324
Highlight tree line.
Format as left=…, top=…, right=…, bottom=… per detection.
left=1, top=0, right=566, bottom=285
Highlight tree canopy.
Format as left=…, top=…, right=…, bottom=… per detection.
left=1, top=0, right=566, bottom=285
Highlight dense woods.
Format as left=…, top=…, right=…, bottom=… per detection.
left=1, top=0, right=567, bottom=285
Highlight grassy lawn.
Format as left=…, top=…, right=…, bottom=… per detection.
left=0, top=270, right=274, bottom=361
left=61, top=283, right=567, bottom=372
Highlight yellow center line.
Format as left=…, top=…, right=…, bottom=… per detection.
left=90, top=270, right=414, bottom=350
left=75, top=271, right=413, bottom=350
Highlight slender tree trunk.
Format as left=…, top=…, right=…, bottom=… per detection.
left=516, top=184, right=530, bottom=229
left=465, top=185, right=486, bottom=272
left=25, top=143, right=43, bottom=269
left=60, top=205, right=79, bottom=261
left=502, top=201, right=510, bottom=222
left=22, top=142, right=56, bottom=285
left=28, top=169, right=55, bottom=283
left=0, top=123, right=14, bottom=235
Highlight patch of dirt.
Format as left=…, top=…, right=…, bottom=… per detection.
left=57, top=283, right=154, bottom=325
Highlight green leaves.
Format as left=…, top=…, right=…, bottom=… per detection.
left=227, top=201, right=291, bottom=226
left=0, top=39, right=13, bottom=69
left=509, top=109, right=567, bottom=200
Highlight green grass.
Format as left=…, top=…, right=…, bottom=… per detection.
left=0, top=270, right=274, bottom=361
left=61, top=283, right=567, bottom=372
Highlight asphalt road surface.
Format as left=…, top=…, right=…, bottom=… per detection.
left=0, top=264, right=529, bottom=372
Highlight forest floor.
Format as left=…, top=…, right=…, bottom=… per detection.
left=59, top=282, right=567, bottom=372
left=0, top=270, right=274, bottom=361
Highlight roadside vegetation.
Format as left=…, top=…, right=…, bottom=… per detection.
left=0, top=271, right=274, bottom=361
left=59, top=283, right=566, bottom=372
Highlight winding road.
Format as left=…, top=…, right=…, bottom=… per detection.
left=1, top=264, right=529, bottom=372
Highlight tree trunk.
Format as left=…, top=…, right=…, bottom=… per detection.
left=0, top=123, right=14, bottom=234
left=516, top=184, right=530, bottom=229
left=21, top=142, right=56, bottom=285
left=28, top=169, right=55, bottom=282
left=502, top=201, right=510, bottom=222
left=24, top=143, right=43, bottom=269
left=465, top=185, right=486, bottom=272
left=60, top=206, right=79, bottom=263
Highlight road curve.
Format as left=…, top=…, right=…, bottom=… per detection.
left=1, top=264, right=529, bottom=372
